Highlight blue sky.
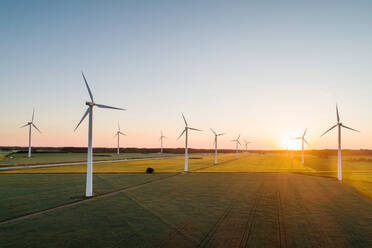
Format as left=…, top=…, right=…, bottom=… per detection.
left=1, top=0, right=372, bottom=149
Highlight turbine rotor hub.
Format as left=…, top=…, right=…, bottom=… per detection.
left=86, top=101, right=95, bottom=107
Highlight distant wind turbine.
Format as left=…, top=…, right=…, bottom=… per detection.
left=210, top=128, right=225, bottom=165
left=321, top=104, right=359, bottom=181
left=114, top=123, right=126, bottom=155
left=20, top=108, right=41, bottom=158
left=177, top=113, right=202, bottom=172
left=243, top=139, right=251, bottom=155
left=291, top=129, right=309, bottom=164
left=231, top=135, right=241, bottom=159
left=159, top=131, right=167, bottom=153
left=75, top=72, right=125, bottom=197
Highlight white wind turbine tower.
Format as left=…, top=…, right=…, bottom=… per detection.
left=210, top=128, right=225, bottom=165
left=243, top=139, right=251, bottom=155
left=291, top=129, right=309, bottom=164
left=177, top=113, right=202, bottom=172
left=159, top=131, right=167, bottom=153
left=75, top=72, right=125, bottom=197
left=231, top=135, right=241, bottom=159
left=20, top=108, right=42, bottom=158
left=321, top=104, right=359, bottom=181
left=114, top=123, right=126, bottom=155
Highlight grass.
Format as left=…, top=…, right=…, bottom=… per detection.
left=0, top=152, right=178, bottom=167
left=0, top=153, right=371, bottom=247
left=1, top=153, right=371, bottom=197
left=0, top=173, right=175, bottom=222
left=0, top=173, right=371, bottom=247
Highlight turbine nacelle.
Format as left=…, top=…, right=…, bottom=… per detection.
left=86, top=101, right=95, bottom=107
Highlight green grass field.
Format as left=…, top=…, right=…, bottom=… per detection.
left=0, top=153, right=371, bottom=247
left=2, top=153, right=370, bottom=197
left=0, top=173, right=371, bottom=247
left=0, top=152, right=178, bottom=167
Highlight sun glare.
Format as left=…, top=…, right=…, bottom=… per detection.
left=280, top=137, right=302, bottom=150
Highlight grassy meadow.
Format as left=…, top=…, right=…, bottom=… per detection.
left=0, top=173, right=371, bottom=247
left=0, top=152, right=371, bottom=247
left=1, top=152, right=370, bottom=197
left=0, top=152, right=178, bottom=167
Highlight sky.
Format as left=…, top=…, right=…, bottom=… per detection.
left=1, top=0, right=372, bottom=150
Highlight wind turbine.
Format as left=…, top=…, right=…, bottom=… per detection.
left=243, top=139, right=251, bottom=155
left=159, top=131, right=167, bottom=153
left=177, top=113, right=202, bottom=172
left=20, top=108, right=41, bottom=158
left=321, top=104, right=359, bottom=181
left=210, top=128, right=225, bottom=165
left=291, top=129, right=309, bottom=164
left=75, top=72, right=125, bottom=197
left=114, top=123, right=126, bottom=155
left=231, top=135, right=241, bottom=159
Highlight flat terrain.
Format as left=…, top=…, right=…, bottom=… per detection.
left=2, top=153, right=370, bottom=197
left=0, top=153, right=371, bottom=247
left=0, top=152, right=178, bottom=167
left=0, top=173, right=371, bottom=248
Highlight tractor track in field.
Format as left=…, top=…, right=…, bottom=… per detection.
left=197, top=204, right=234, bottom=247
left=0, top=173, right=180, bottom=226
left=197, top=182, right=265, bottom=248
left=158, top=220, right=195, bottom=248
left=276, top=190, right=287, bottom=248
left=123, top=193, right=199, bottom=247
left=239, top=183, right=265, bottom=248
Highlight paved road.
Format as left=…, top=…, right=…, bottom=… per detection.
left=0, top=156, right=184, bottom=171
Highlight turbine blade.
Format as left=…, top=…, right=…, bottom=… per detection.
left=119, top=132, right=126, bottom=136
left=114, top=133, right=118, bottom=138
left=177, top=129, right=186, bottom=140
left=118, top=122, right=120, bottom=132
left=303, top=128, right=307, bottom=137
left=320, top=124, right=338, bottom=137
left=32, top=108, right=35, bottom=122
left=336, top=104, right=340, bottom=123
left=341, top=124, right=360, bottom=133
left=217, top=133, right=226, bottom=136
left=74, top=108, right=90, bottom=131
left=95, top=104, right=126, bottom=111
left=304, top=138, right=309, bottom=145
left=182, top=113, right=188, bottom=126
left=32, top=123, right=42, bottom=133
left=81, top=71, right=94, bottom=102
left=237, top=134, right=240, bottom=140
left=189, top=127, right=202, bottom=131
left=20, top=123, right=29, bottom=128
left=210, top=128, right=217, bottom=135
left=291, top=137, right=302, bottom=140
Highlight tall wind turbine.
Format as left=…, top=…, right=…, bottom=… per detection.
left=114, top=123, right=126, bottom=155
left=321, top=104, right=359, bottom=181
left=292, top=129, right=309, bottom=164
left=75, top=72, right=125, bottom=197
left=20, top=108, right=41, bottom=158
left=177, top=113, right=202, bottom=172
left=243, top=139, right=251, bottom=155
left=211, top=128, right=225, bottom=165
left=159, top=131, right=167, bottom=153
left=231, top=135, right=241, bottom=159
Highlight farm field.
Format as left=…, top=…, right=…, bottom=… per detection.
left=1, top=153, right=370, bottom=198
left=0, top=152, right=179, bottom=167
left=0, top=173, right=371, bottom=248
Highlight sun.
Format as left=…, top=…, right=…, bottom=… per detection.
left=280, top=137, right=302, bottom=150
